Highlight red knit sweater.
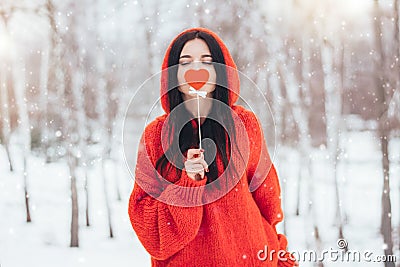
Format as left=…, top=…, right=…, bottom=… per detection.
left=128, top=27, right=297, bottom=267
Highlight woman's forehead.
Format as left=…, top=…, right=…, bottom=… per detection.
left=180, top=38, right=211, bottom=57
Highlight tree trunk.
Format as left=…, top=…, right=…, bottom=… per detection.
left=379, top=127, right=394, bottom=267
left=13, top=56, right=32, bottom=223
left=373, top=1, right=395, bottom=266
left=44, top=0, right=63, bottom=163
left=320, top=40, right=345, bottom=241
left=113, top=159, right=122, bottom=201
left=39, top=45, right=49, bottom=158
left=392, top=0, right=400, bottom=254
left=24, top=156, right=31, bottom=222
left=69, top=155, right=79, bottom=247
left=0, top=60, right=14, bottom=172
left=84, top=170, right=90, bottom=227
left=102, top=159, right=114, bottom=238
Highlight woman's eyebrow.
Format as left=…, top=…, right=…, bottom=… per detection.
left=179, top=54, right=212, bottom=59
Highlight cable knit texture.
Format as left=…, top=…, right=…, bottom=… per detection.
left=128, top=27, right=297, bottom=267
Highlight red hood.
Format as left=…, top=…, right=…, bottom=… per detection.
left=160, top=27, right=240, bottom=113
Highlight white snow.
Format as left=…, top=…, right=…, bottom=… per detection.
left=281, top=131, right=400, bottom=266
left=0, top=144, right=150, bottom=267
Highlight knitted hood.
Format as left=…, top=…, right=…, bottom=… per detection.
left=160, top=27, right=240, bottom=113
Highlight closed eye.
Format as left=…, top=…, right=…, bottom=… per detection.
left=180, top=61, right=191, bottom=66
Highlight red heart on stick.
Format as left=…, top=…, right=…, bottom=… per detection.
left=184, top=69, right=209, bottom=90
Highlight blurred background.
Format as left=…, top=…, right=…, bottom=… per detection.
left=0, top=0, right=399, bottom=266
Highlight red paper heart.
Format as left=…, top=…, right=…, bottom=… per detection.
left=184, top=69, right=209, bottom=90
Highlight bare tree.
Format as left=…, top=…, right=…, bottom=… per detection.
left=0, top=6, right=14, bottom=172
left=51, top=0, right=83, bottom=248
left=319, top=31, right=346, bottom=242
left=13, top=57, right=33, bottom=223
left=93, top=0, right=114, bottom=238
left=43, top=0, right=66, bottom=163
left=64, top=43, right=80, bottom=248
left=373, top=1, right=395, bottom=265
left=279, top=59, right=325, bottom=267
left=392, top=0, right=400, bottom=254
left=0, top=3, right=38, bottom=223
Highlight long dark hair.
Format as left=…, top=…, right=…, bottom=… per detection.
left=156, top=30, right=243, bottom=187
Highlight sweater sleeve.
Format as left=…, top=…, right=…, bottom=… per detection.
left=244, top=110, right=298, bottom=267
left=128, top=122, right=207, bottom=260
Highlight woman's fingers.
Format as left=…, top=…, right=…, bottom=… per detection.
left=185, top=148, right=208, bottom=180
left=186, top=148, right=208, bottom=171
left=184, top=162, right=206, bottom=179
left=186, top=158, right=208, bottom=171
left=185, top=163, right=206, bottom=173
left=187, top=148, right=205, bottom=160
left=187, top=156, right=208, bottom=172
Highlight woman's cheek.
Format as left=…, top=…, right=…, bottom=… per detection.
left=179, top=83, right=190, bottom=94
left=177, top=73, right=187, bottom=93
left=207, top=69, right=217, bottom=91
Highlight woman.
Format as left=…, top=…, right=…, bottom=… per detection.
left=128, top=27, right=298, bottom=267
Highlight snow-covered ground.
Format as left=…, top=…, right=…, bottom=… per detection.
left=0, top=130, right=399, bottom=267
left=0, top=146, right=150, bottom=266
left=282, top=131, right=400, bottom=266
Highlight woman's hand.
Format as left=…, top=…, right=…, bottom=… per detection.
left=184, top=148, right=209, bottom=181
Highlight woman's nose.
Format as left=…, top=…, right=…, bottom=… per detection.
left=192, top=60, right=201, bottom=70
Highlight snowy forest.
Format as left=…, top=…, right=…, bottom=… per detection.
left=1, top=0, right=400, bottom=266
